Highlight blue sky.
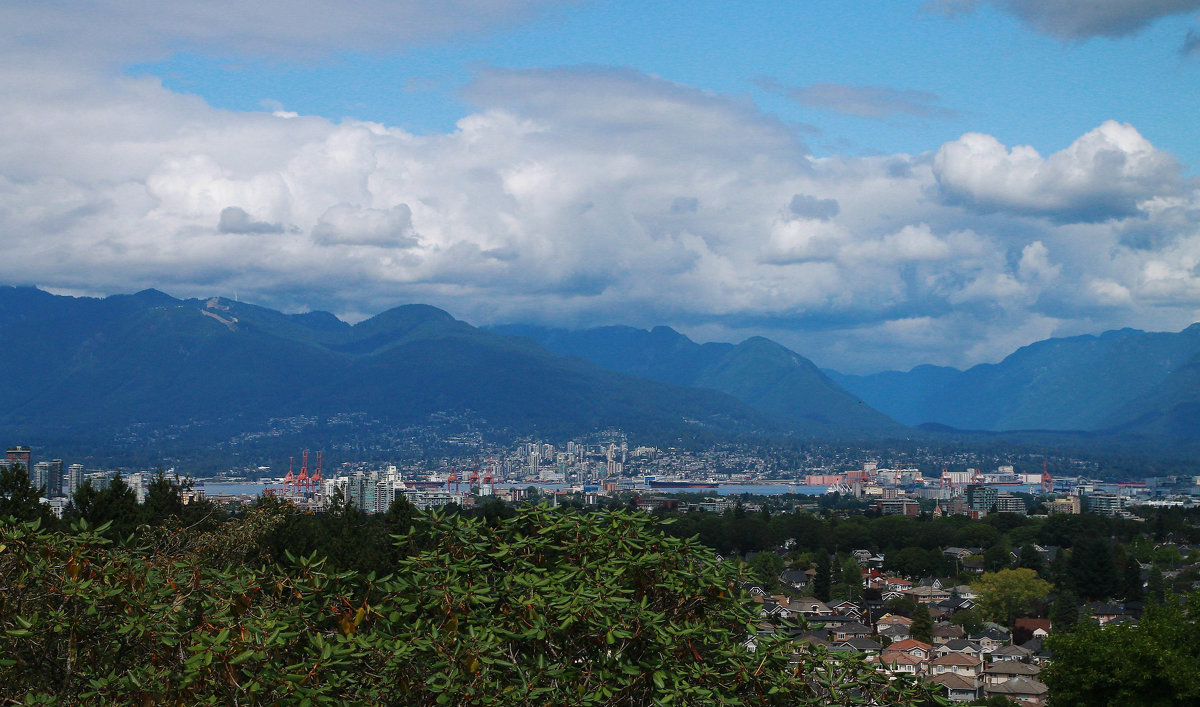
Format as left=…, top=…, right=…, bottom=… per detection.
left=133, top=1, right=1199, bottom=166
left=2, top=1, right=1200, bottom=372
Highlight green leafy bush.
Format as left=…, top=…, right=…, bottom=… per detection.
left=1, top=507, right=939, bottom=705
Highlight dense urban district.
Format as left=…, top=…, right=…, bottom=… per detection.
left=4, top=433, right=1200, bottom=706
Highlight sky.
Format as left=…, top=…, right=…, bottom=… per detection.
left=2, top=1, right=1200, bottom=373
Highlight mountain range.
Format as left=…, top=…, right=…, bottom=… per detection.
left=0, top=287, right=886, bottom=454
left=828, top=325, right=1200, bottom=438
left=492, top=324, right=901, bottom=434
left=6, top=285, right=1200, bottom=461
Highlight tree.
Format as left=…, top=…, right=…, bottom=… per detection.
left=814, top=551, right=832, bottom=601
left=1147, top=565, right=1166, bottom=605
left=748, top=551, right=784, bottom=589
left=972, top=568, right=1052, bottom=627
left=949, top=608, right=984, bottom=636
left=0, top=507, right=941, bottom=706
left=983, top=540, right=1012, bottom=573
left=76, top=473, right=143, bottom=540
left=910, top=603, right=933, bottom=644
left=1049, top=587, right=1079, bottom=632
left=1043, top=592, right=1200, bottom=706
left=1017, top=543, right=1044, bottom=575
left=838, top=556, right=863, bottom=601
left=0, top=464, right=50, bottom=524
left=1121, top=554, right=1144, bottom=601
left=1068, top=536, right=1119, bottom=601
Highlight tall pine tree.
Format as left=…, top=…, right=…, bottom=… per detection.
left=814, top=552, right=832, bottom=602
left=910, top=603, right=933, bottom=644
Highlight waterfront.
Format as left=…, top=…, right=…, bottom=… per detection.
left=197, top=480, right=832, bottom=498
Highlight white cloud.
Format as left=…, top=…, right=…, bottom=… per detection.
left=219, top=207, right=284, bottom=234
left=933, top=121, right=1186, bottom=222
left=1017, top=241, right=1061, bottom=282
left=0, top=58, right=1199, bottom=372
left=312, top=204, right=419, bottom=247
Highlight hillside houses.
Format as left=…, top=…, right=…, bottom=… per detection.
left=746, top=558, right=1056, bottom=703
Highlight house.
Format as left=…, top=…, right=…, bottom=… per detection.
left=877, top=623, right=910, bottom=643
left=931, top=623, right=966, bottom=644
left=930, top=652, right=984, bottom=679
left=1019, top=637, right=1053, bottom=666
left=949, top=584, right=976, bottom=600
left=779, top=569, right=809, bottom=591
left=827, top=599, right=864, bottom=619
left=984, top=676, right=1049, bottom=704
left=925, top=673, right=982, bottom=702
left=886, top=577, right=914, bottom=592
left=876, top=613, right=913, bottom=630
left=1083, top=601, right=1126, bottom=625
left=935, top=639, right=984, bottom=658
left=873, top=650, right=926, bottom=677
left=1014, top=617, right=1051, bottom=641
left=883, top=638, right=934, bottom=661
left=961, top=558, right=985, bottom=574
left=969, top=628, right=1010, bottom=653
left=937, top=596, right=975, bottom=614
left=830, top=622, right=873, bottom=642
left=876, top=613, right=913, bottom=640
left=904, top=585, right=951, bottom=603
left=836, top=636, right=882, bottom=653
left=987, top=644, right=1034, bottom=663
left=984, top=660, right=1041, bottom=686
left=788, top=597, right=835, bottom=617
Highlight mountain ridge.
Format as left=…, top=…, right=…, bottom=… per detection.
left=0, top=288, right=794, bottom=451
left=491, top=323, right=903, bottom=434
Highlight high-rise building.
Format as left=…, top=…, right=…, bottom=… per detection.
left=32, top=461, right=53, bottom=496
left=6, top=446, right=31, bottom=474
left=995, top=492, right=1026, bottom=514
left=965, top=485, right=998, bottom=512
left=1084, top=491, right=1122, bottom=516
left=43, top=458, right=63, bottom=496
left=67, top=464, right=85, bottom=499
left=36, top=459, right=64, bottom=498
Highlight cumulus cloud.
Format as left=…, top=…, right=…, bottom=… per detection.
left=788, top=194, right=840, bottom=221
left=670, top=197, right=699, bottom=215
left=218, top=206, right=284, bottom=234
left=312, top=204, right=419, bottom=247
left=933, top=121, right=1186, bottom=222
left=762, top=79, right=958, bottom=120
left=0, top=57, right=1197, bottom=372
left=927, top=0, right=1200, bottom=39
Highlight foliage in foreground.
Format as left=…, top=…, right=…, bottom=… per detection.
left=1043, top=592, right=1200, bottom=707
left=0, top=506, right=940, bottom=705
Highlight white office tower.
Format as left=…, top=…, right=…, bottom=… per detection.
left=322, top=477, right=346, bottom=507
left=32, top=461, right=52, bottom=497
left=32, top=460, right=64, bottom=498
left=67, top=464, right=85, bottom=499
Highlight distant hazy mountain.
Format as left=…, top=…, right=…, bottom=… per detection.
left=0, top=287, right=782, bottom=446
left=1100, top=344, right=1200, bottom=439
left=829, top=325, right=1200, bottom=433
left=491, top=324, right=904, bottom=434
